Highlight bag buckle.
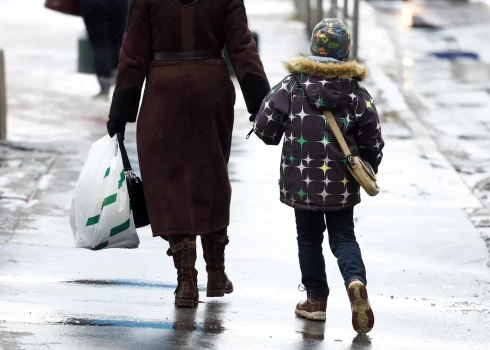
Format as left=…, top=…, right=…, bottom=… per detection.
left=125, top=170, right=139, bottom=183
left=348, top=156, right=357, bottom=168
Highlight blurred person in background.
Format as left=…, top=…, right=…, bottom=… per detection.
left=106, top=0, right=270, bottom=308
left=80, top=0, right=129, bottom=100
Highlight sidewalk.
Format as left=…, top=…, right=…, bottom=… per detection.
left=0, top=1, right=489, bottom=349
left=363, top=0, right=490, bottom=249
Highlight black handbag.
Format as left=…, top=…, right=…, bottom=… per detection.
left=117, top=133, right=150, bottom=228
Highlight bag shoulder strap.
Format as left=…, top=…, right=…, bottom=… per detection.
left=117, top=133, right=133, bottom=171
left=323, top=111, right=352, bottom=158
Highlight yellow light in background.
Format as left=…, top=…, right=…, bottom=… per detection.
left=403, top=57, right=414, bottom=67
left=400, top=5, right=413, bottom=28
left=403, top=67, right=414, bottom=90
left=399, top=1, right=423, bottom=30
left=404, top=80, right=414, bottom=90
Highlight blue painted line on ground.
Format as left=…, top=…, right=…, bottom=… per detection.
left=65, top=279, right=206, bottom=291
left=83, top=319, right=205, bottom=332
left=430, top=51, right=479, bottom=60
left=90, top=319, right=174, bottom=330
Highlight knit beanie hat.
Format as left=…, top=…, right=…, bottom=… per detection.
left=310, top=18, right=352, bottom=61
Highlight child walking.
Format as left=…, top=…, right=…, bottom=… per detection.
left=253, top=19, right=384, bottom=334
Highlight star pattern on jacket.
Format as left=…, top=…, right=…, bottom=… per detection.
left=254, top=57, right=384, bottom=211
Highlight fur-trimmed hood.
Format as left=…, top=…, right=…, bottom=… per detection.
left=284, top=56, right=368, bottom=81
left=284, top=56, right=369, bottom=111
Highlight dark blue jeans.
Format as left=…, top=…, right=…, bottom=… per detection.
left=295, top=208, right=367, bottom=298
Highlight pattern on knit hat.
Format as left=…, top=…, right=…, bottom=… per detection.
left=310, top=18, right=352, bottom=62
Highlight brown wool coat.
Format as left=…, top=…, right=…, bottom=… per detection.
left=109, top=0, right=270, bottom=236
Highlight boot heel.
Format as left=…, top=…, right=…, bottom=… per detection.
left=206, top=290, right=225, bottom=298
left=169, top=237, right=199, bottom=309
left=175, top=298, right=198, bottom=308
left=202, top=232, right=234, bottom=298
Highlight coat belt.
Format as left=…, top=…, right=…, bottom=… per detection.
left=152, top=51, right=223, bottom=61
left=148, top=64, right=230, bottom=80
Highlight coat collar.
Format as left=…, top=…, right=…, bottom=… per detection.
left=284, top=56, right=368, bottom=81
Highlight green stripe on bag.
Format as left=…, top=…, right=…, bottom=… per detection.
left=110, top=219, right=131, bottom=237
left=95, top=241, right=109, bottom=250
left=101, top=194, right=117, bottom=209
left=86, top=215, right=100, bottom=226
left=104, top=168, right=110, bottom=179
left=118, top=170, right=125, bottom=189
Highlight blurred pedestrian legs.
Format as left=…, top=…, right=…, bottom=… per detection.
left=80, top=0, right=128, bottom=100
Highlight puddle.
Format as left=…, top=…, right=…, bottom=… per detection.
left=56, top=317, right=215, bottom=332
left=64, top=279, right=206, bottom=291
left=56, top=318, right=175, bottom=330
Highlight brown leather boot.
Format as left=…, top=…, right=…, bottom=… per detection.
left=201, top=230, right=234, bottom=297
left=168, top=236, right=199, bottom=308
left=295, top=286, right=327, bottom=321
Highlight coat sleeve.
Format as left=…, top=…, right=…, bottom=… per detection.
left=354, top=87, right=384, bottom=173
left=253, top=77, right=291, bottom=146
left=224, top=0, right=270, bottom=114
left=108, top=0, right=151, bottom=123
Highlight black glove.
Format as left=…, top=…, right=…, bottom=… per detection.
left=249, top=113, right=258, bottom=122
left=107, top=119, right=126, bottom=139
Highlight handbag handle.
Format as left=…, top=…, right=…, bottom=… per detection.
left=323, top=111, right=352, bottom=158
left=116, top=133, right=133, bottom=171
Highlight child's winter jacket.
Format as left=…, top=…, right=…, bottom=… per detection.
left=254, top=56, right=384, bottom=212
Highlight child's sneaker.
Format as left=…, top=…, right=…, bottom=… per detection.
left=348, top=280, right=374, bottom=334
left=295, top=286, right=327, bottom=321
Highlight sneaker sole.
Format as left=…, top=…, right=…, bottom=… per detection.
left=348, top=282, right=374, bottom=334
left=295, top=309, right=326, bottom=321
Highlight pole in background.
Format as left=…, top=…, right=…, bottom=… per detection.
left=316, top=0, right=324, bottom=24
left=0, top=50, right=6, bottom=140
left=296, top=0, right=312, bottom=33
left=307, top=0, right=312, bottom=34
left=352, top=0, right=360, bottom=61
left=343, top=0, right=349, bottom=21
left=330, top=0, right=339, bottom=17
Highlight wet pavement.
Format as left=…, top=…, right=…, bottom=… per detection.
left=1, top=0, right=490, bottom=349
left=364, top=0, right=490, bottom=256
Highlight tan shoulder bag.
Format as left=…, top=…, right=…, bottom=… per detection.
left=324, top=111, right=380, bottom=197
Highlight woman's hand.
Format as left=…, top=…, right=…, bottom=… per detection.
left=107, top=119, right=127, bottom=139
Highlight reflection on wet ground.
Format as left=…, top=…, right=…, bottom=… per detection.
left=49, top=303, right=376, bottom=350
left=54, top=302, right=228, bottom=334
left=295, top=321, right=373, bottom=349
left=296, top=318, right=326, bottom=341
left=350, top=334, right=373, bottom=350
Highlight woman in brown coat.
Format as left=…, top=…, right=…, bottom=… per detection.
left=106, top=0, right=270, bottom=308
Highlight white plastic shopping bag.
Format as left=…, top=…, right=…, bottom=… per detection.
left=70, top=135, right=140, bottom=250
